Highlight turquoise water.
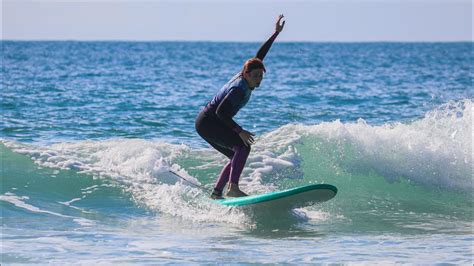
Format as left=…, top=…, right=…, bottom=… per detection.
left=1, top=41, right=473, bottom=264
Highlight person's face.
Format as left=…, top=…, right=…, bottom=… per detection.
left=244, top=69, right=265, bottom=89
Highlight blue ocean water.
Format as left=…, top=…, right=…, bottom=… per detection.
left=1, top=41, right=473, bottom=264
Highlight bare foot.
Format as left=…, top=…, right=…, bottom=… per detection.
left=226, top=184, right=248, bottom=198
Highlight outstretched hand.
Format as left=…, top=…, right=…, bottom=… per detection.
left=275, top=14, right=285, bottom=33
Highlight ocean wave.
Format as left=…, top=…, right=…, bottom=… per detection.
left=2, top=99, right=471, bottom=225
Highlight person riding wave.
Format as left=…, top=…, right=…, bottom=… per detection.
left=195, top=15, right=286, bottom=199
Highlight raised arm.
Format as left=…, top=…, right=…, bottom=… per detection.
left=255, top=14, right=286, bottom=61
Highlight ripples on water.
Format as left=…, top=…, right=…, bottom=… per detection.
left=2, top=42, right=472, bottom=144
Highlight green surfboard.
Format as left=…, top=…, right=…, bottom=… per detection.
left=214, top=184, right=337, bottom=208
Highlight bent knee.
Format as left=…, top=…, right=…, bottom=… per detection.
left=233, top=144, right=251, bottom=154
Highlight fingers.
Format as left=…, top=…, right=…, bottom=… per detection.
left=244, top=135, right=254, bottom=146
left=276, top=14, right=285, bottom=32
left=245, top=135, right=254, bottom=146
left=249, top=135, right=254, bottom=144
left=240, top=130, right=256, bottom=146
left=277, top=14, right=284, bottom=24
left=248, top=131, right=255, bottom=144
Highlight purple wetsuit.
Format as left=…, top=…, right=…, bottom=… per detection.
left=195, top=31, right=280, bottom=193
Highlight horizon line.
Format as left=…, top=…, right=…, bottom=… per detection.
left=1, top=39, right=472, bottom=43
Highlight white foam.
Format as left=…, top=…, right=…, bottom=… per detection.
left=2, top=139, right=249, bottom=225
left=297, top=99, right=472, bottom=192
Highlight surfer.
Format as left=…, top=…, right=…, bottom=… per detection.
left=195, top=14, right=285, bottom=199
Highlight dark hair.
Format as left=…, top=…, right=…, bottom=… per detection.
left=242, top=58, right=266, bottom=74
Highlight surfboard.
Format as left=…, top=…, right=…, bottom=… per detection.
left=213, top=184, right=337, bottom=208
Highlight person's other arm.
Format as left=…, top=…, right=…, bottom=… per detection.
left=215, top=88, right=245, bottom=134
left=215, top=88, right=255, bottom=146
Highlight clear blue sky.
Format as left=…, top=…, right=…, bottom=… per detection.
left=2, top=0, right=472, bottom=42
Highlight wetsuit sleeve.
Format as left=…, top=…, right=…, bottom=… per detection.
left=215, top=88, right=245, bottom=134
left=255, top=31, right=280, bottom=61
